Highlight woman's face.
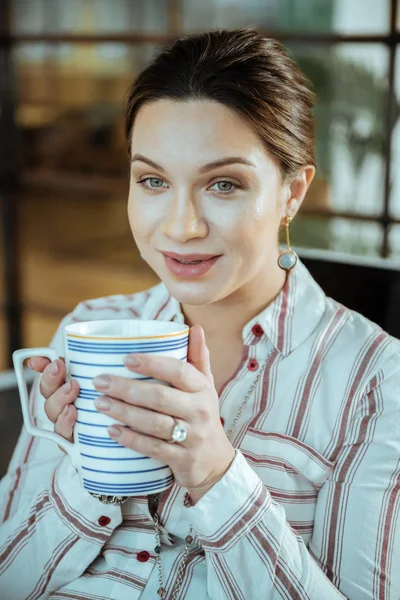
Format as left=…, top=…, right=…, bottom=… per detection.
left=128, top=99, right=288, bottom=306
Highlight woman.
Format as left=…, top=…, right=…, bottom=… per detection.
left=1, top=27, right=399, bottom=600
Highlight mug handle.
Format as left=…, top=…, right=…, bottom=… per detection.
left=12, top=347, right=79, bottom=466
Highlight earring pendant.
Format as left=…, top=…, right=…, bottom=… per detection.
left=278, top=216, right=298, bottom=271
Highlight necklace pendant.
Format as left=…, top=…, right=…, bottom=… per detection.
left=185, top=534, right=193, bottom=544
left=154, top=544, right=162, bottom=554
left=157, top=586, right=166, bottom=597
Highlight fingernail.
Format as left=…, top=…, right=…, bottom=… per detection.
left=93, top=375, right=110, bottom=389
left=50, top=361, right=59, bottom=376
left=124, top=355, right=141, bottom=368
left=95, top=397, right=111, bottom=411
left=62, top=405, right=69, bottom=416
left=63, top=381, right=72, bottom=394
left=108, top=425, right=121, bottom=438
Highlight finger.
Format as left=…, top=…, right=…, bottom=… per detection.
left=54, top=403, right=77, bottom=443
left=107, top=423, right=182, bottom=461
left=44, top=379, right=79, bottom=423
left=94, top=395, right=189, bottom=441
left=121, top=353, right=207, bottom=393
left=26, top=357, right=51, bottom=373
left=93, top=376, right=192, bottom=420
left=187, top=325, right=213, bottom=382
left=39, top=358, right=66, bottom=399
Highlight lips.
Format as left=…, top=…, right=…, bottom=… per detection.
left=161, top=253, right=221, bottom=279
left=161, top=251, right=220, bottom=262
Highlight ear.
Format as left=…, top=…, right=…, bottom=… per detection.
left=280, top=165, right=316, bottom=222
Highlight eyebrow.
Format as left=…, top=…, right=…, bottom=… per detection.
left=130, top=153, right=256, bottom=174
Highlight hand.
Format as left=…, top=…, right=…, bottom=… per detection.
left=27, top=357, right=79, bottom=451
left=92, top=325, right=236, bottom=499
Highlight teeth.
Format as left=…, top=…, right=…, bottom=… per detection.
left=177, top=259, right=202, bottom=264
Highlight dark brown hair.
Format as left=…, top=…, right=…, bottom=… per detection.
left=125, top=27, right=316, bottom=180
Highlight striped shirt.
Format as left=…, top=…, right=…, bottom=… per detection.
left=1, top=257, right=400, bottom=599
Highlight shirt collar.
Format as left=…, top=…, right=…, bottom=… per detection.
left=242, top=258, right=327, bottom=355
left=149, top=257, right=327, bottom=357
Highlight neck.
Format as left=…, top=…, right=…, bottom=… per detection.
left=181, top=260, right=287, bottom=345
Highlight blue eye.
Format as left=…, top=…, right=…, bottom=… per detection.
left=137, top=177, right=167, bottom=191
left=210, top=181, right=239, bottom=195
left=137, top=178, right=241, bottom=196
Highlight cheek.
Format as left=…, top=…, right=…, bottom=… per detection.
left=127, top=193, right=158, bottom=238
left=252, top=195, right=281, bottom=239
left=220, top=202, right=279, bottom=251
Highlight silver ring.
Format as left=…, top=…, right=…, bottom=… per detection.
left=167, top=417, right=187, bottom=444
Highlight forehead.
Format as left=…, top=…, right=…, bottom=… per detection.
left=130, top=99, right=271, bottom=170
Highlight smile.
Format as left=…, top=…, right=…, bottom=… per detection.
left=161, top=254, right=221, bottom=279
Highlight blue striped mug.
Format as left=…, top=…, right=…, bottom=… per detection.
left=12, top=319, right=190, bottom=496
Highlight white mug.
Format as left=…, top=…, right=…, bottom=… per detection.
left=12, top=319, right=189, bottom=496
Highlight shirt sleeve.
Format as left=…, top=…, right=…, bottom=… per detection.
left=184, top=364, right=400, bottom=600
left=0, top=305, right=122, bottom=600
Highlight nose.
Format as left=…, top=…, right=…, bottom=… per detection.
left=161, top=193, right=208, bottom=243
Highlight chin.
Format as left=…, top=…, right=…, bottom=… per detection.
left=161, top=275, right=230, bottom=306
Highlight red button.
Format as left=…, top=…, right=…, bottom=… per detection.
left=220, top=416, right=225, bottom=426
left=137, top=550, right=150, bottom=562
left=98, top=515, right=111, bottom=527
left=252, top=324, right=264, bottom=337
left=248, top=359, right=258, bottom=372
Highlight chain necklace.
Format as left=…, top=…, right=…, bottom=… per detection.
left=150, top=360, right=268, bottom=599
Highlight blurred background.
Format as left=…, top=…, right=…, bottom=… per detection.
left=0, top=0, right=399, bottom=473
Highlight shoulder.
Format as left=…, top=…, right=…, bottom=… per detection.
left=299, top=294, right=400, bottom=453
left=48, top=282, right=173, bottom=353
left=323, top=294, right=400, bottom=390
left=68, top=282, right=168, bottom=322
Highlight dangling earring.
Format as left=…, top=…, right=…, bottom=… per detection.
left=278, top=216, right=298, bottom=270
